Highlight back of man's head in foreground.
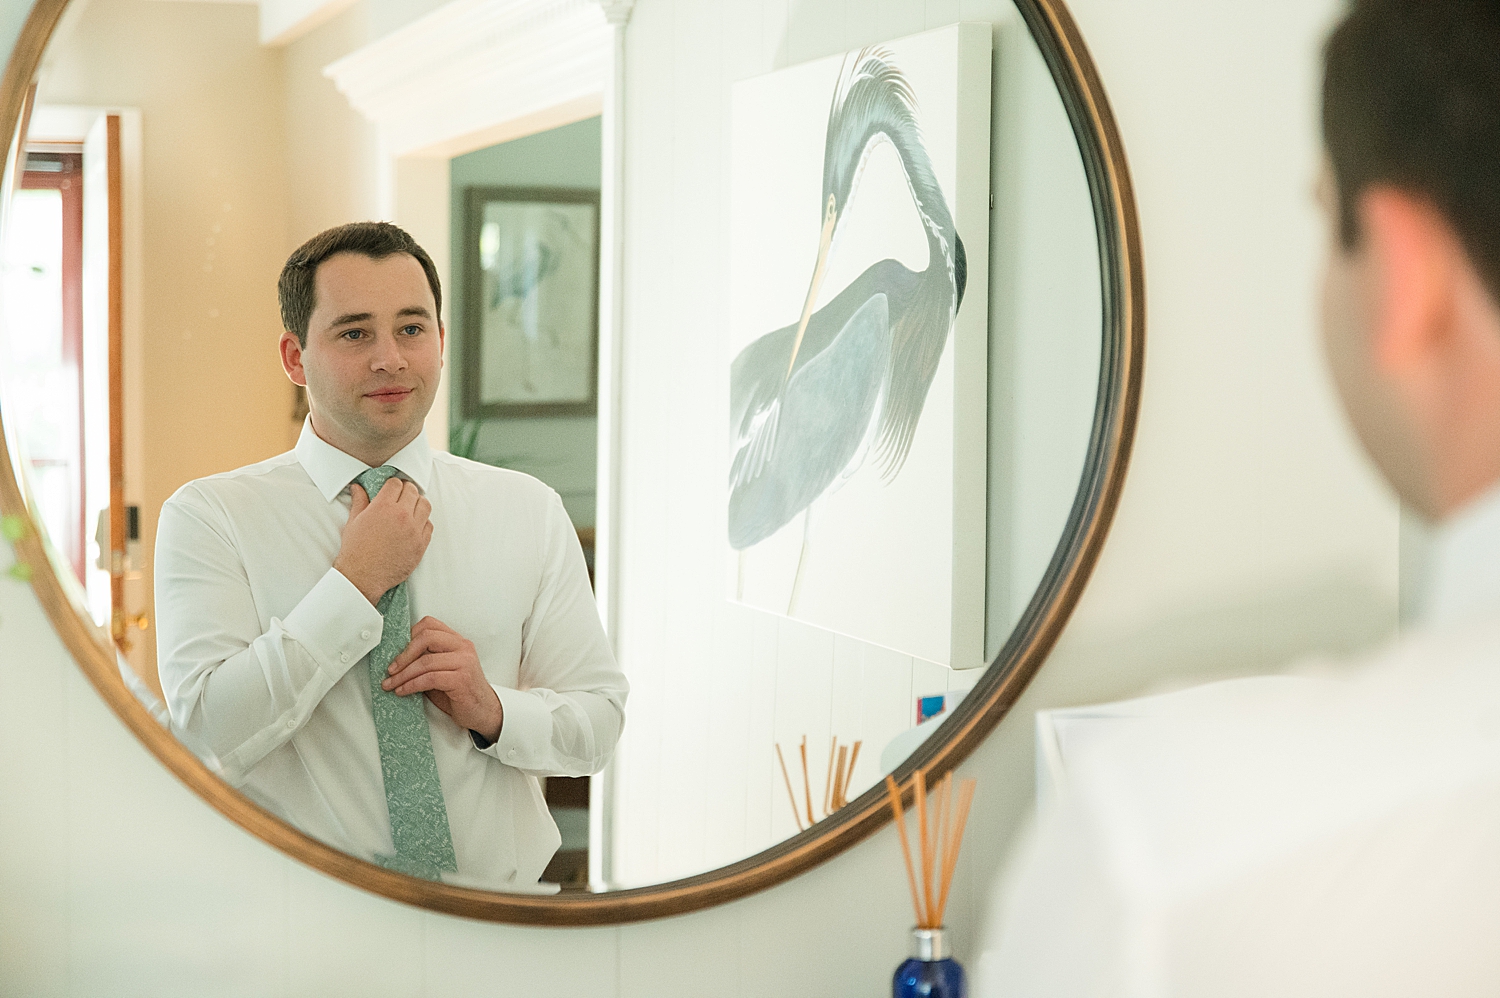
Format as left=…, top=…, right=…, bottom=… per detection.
left=1320, top=0, right=1500, bottom=520
left=1324, top=0, right=1500, bottom=292
left=278, top=221, right=444, bottom=348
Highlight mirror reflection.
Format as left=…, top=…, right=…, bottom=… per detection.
left=0, top=0, right=1100, bottom=893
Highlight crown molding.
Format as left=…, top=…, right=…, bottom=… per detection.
left=597, top=0, right=634, bottom=25
left=259, top=0, right=358, bottom=46
left=323, top=0, right=609, bottom=159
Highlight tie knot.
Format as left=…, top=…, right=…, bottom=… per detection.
left=355, top=465, right=401, bottom=497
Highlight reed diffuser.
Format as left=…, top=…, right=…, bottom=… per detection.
left=775, top=736, right=864, bottom=830
left=885, top=770, right=976, bottom=998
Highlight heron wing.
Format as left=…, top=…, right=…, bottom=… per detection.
left=728, top=292, right=891, bottom=549
left=728, top=325, right=796, bottom=491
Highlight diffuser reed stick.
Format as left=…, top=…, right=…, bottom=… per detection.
left=832, top=744, right=849, bottom=809
left=887, top=769, right=978, bottom=930
left=847, top=740, right=863, bottom=793
left=885, top=774, right=925, bottom=927
left=935, top=776, right=976, bottom=924
left=800, top=737, right=814, bottom=827
left=823, top=736, right=838, bottom=815
left=775, top=743, right=803, bottom=832
left=777, top=735, right=867, bottom=828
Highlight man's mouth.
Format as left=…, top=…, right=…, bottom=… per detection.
left=365, top=387, right=414, bottom=402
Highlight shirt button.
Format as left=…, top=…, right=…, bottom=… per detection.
left=507, top=750, right=517, bottom=760
left=361, top=629, right=372, bottom=640
left=285, top=719, right=296, bottom=731
left=341, top=652, right=350, bottom=663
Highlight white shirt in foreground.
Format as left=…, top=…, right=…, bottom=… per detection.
left=980, top=484, right=1500, bottom=997
left=154, top=420, right=628, bottom=889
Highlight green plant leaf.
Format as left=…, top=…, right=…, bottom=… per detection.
left=8, top=561, right=32, bottom=582
left=0, top=514, right=25, bottom=542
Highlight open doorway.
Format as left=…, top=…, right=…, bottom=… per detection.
left=445, top=116, right=603, bottom=888
left=3, top=149, right=84, bottom=581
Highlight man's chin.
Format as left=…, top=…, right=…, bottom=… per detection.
left=355, top=408, right=429, bottom=446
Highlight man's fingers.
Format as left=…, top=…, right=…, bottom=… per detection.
left=397, top=480, right=422, bottom=513
left=371, top=477, right=410, bottom=505
left=391, top=670, right=461, bottom=697
left=390, top=630, right=464, bottom=672
left=384, top=651, right=465, bottom=690
left=392, top=630, right=426, bottom=669
left=411, top=615, right=453, bottom=636
left=348, top=483, right=369, bottom=516
left=389, top=634, right=431, bottom=671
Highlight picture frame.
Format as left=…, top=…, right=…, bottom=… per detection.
left=460, top=186, right=601, bottom=419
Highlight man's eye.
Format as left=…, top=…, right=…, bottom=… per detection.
left=402, top=324, right=422, bottom=336
left=342, top=329, right=365, bottom=340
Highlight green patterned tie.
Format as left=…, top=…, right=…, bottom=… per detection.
left=354, top=465, right=457, bottom=880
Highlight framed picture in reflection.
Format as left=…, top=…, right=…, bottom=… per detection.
left=460, top=186, right=601, bottom=419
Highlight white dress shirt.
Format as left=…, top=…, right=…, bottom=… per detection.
left=979, top=483, right=1500, bottom=997
left=154, top=419, right=627, bottom=889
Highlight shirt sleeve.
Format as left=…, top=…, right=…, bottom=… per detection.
left=154, top=487, right=384, bottom=785
left=479, top=489, right=628, bottom=778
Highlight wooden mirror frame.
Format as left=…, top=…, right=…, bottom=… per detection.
left=0, top=0, right=1143, bottom=925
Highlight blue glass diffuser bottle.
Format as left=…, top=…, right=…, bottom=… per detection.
left=893, top=927, right=966, bottom=998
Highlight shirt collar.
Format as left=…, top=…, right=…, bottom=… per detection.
left=1422, top=479, right=1500, bottom=629
left=293, top=417, right=434, bottom=502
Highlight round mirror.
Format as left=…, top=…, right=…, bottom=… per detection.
left=0, top=0, right=1140, bottom=922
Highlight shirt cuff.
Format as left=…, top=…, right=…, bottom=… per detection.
left=481, top=685, right=553, bottom=768
left=280, top=567, right=385, bottom=680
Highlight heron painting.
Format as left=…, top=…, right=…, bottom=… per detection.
left=727, top=25, right=991, bottom=668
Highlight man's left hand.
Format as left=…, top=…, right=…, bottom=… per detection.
left=383, top=616, right=503, bottom=743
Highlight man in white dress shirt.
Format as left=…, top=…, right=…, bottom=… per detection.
left=154, top=221, right=627, bottom=888
left=982, top=1, right=1500, bottom=993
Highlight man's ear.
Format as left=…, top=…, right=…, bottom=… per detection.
left=1361, top=186, right=1456, bottom=374
left=279, top=331, right=308, bottom=387
left=438, top=322, right=445, bottom=367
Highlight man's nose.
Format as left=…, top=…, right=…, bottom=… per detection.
left=369, top=331, right=409, bottom=371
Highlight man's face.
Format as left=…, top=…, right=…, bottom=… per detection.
left=1317, top=165, right=1432, bottom=514
left=281, top=251, right=444, bottom=464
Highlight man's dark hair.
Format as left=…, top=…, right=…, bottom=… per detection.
left=278, top=221, right=443, bottom=346
left=1323, top=0, right=1500, bottom=298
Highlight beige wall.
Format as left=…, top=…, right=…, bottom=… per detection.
left=280, top=0, right=380, bottom=242
left=36, top=0, right=294, bottom=686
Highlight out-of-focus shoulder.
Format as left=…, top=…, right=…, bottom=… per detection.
left=431, top=451, right=561, bottom=504
left=163, top=450, right=303, bottom=511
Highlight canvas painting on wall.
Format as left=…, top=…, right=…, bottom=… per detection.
left=461, top=186, right=600, bottom=419
left=726, top=24, right=992, bottom=669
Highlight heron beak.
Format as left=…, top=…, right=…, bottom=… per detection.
left=785, top=209, right=838, bottom=379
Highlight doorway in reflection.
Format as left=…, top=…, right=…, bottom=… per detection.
left=449, top=121, right=605, bottom=889
left=3, top=153, right=84, bottom=581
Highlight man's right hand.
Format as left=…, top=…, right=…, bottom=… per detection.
left=333, top=478, right=433, bottom=606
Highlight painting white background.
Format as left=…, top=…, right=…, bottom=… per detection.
left=727, top=24, right=991, bottom=667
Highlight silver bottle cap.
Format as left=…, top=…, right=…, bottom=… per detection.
left=911, top=927, right=949, bottom=961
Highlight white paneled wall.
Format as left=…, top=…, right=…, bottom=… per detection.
left=0, top=0, right=1401, bottom=993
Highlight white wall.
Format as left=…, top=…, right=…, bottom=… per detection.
left=0, top=0, right=1400, bottom=993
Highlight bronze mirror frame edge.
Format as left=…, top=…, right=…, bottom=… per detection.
left=0, top=0, right=1142, bottom=926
